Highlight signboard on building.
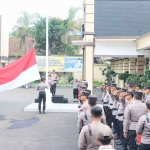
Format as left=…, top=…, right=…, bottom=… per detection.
left=36, top=56, right=83, bottom=72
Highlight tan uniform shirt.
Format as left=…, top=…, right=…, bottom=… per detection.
left=136, top=112, right=150, bottom=144
left=78, top=121, right=104, bottom=150
left=77, top=108, right=106, bottom=130
left=37, top=82, right=49, bottom=91
left=50, top=73, right=58, bottom=83
left=124, top=100, right=147, bottom=133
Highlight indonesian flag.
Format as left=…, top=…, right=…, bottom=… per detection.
left=0, top=49, right=40, bottom=93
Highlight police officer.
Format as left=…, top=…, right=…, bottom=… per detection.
left=115, top=90, right=127, bottom=147
left=50, top=70, right=58, bottom=96
left=136, top=99, right=150, bottom=150
left=135, top=84, right=142, bottom=92
left=124, top=92, right=147, bottom=150
left=78, top=95, right=106, bottom=133
left=103, top=84, right=112, bottom=128
left=143, top=86, right=150, bottom=101
left=37, top=78, right=49, bottom=114
left=78, top=106, right=104, bottom=150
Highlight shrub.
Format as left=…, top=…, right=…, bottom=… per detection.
left=68, top=75, right=74, bottom=83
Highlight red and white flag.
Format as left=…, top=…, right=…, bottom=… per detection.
left=0, top=49, right=40, bottom=93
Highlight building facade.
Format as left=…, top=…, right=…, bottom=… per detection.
left=72, top=0, right=150, bottom=92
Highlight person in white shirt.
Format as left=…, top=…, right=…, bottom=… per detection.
left=97, top=125, right=115, bottom=150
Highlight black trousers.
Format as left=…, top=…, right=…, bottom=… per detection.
left=103, top=106, right=112, bottom=128
left=112, top=115, right=118, bottom=132
left=38, top=91, right=46, bottom=111
left=54, top=83, right=56, bottom=93
left=128, top=130, right=138, bottom=150
left=118, top=120, right=123, bottom=141
left=73, top=88, right=78, bottom=99
left=50, top=84, right=55, bottom=96
left=141, top=143, right=150, bottom=150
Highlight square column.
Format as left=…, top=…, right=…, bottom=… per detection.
left=82, top=48, right=86, bottom=79
left=118, top=59, right=124, bottom=73
left=85, top=46, right=94, bottom=93
left=123, top=58, right=129, bottom=72
left=137, top=55, right=145, bottom=75
left=129, top=58, right=136, bottom=74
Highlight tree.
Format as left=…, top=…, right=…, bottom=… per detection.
left=35, top=17, right=65, bottom=55
left=118, top=71, right=130, bottom=85
left=12, top=11, right=40, bottom=53
left=126, top=73, right=140, bottom=84
left=61, top=7, right=82, bottom=54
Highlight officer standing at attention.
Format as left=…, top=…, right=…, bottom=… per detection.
left=136, top=99, right=150, bottom=150
left=124, top=92, right=147, bottom=150
left=37, top=78, right=49, bottom=114
left=77, top=95, right=106, bottom=133
left=50, top=70, right=58, bottom=96
left=78, top=106, right=104, bottom=150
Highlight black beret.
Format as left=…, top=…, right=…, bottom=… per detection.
left=80, top=91, right=89, bottom=96
left=116, top=87, right=121, bottom=90
left=105, top=83, right=111, bottom=87
left=80, top=85, right=87, bottom=90
left=85, top=89, right=91, bottom=95
left=125, top=91, right=134, bottom=96
left=112, top=83, right=117, bottom=87
left=129, top=84, right=135, bottom=88
left=133, top=92, right=143, bottom=97
left=91, top=106, right=102, bottom=117
left=88, top=95, right=97, bottom=102
left=120, top=88, right=127, bottom=92
left=135, top=84, right=141, bottom=88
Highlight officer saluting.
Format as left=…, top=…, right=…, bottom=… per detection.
left=124, top=92, right=147, bottom=150
left=78, top=106, right=104, bottom=150
left=37, top=78, right=49, bottom=114
left=136, top=98, right=150, bottom=149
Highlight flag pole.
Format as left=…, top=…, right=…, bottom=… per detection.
left=46, top=15, right=49, bottom=84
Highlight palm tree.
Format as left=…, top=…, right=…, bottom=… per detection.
left=12, top=11, right=39, bottom=53
left=62, top=7, right=82, bottom=54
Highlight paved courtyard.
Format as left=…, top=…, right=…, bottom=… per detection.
left=0, top=87, right=102, bottom=150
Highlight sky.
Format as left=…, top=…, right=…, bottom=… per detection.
left=0, top=0, right=83, bottom=32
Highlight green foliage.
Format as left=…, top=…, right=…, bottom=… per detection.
left=93, top=81, right=103, bottom=86
left=140, top=75, right=149, bottom=83
left=9, top=52, right=23, bottom=58
left=35, top=7, right=81, bottom=55
left=68, top=75, right=74, bottom=83
left=101, top=68, right=116, bottom=83
left=118, top=72, right=130, bottom=83
left=126, top=73, right=140, bottom=84
left=146, top=80, right=150, bottom=86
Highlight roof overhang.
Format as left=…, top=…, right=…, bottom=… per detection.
left=135, top=33, right=150, bottom=51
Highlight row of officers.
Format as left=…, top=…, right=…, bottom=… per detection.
left=101, top=82, right=150, bottom=150
left=76, top=81, right=150, bottom=150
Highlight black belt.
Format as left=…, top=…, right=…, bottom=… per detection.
left=112, top=108, right=118, bottom=111
left=103, top=102, right=108, bottom=104
left=118, top=113, right=124, bottom=116
left=131, top=121, right=138, bottom=122
left=110, top=103, right=113, bottom=105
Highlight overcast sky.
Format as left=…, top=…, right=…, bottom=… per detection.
left=0, top=0, right=83, bottom=32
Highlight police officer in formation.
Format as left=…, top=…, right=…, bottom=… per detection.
left=37, top=78, right=49, bottom=114
left=101, top=82, right=150, bottom=150
left=77, top=81, right=114, bottom=150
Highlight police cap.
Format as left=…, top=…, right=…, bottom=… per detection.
left=116, top=87, right=121, bottom=90
left=129, top=84, right=135, bottom=88
left=80, top=85, right=87, bottom=90
left=88, top=95, right=97, bottom=105
left=145, top=86, right=150, bottom=90
left=80, top=91, right=90, bottom=97
left=120, top=88, right=127, bottom=92
left=112, top=83, right=117, bottom=87
left=85, top=89, right=91, bottom=95
left=135, top=84, right=141, bottom=88
left=91, top=106, right=102, bottom=117
left=125, top=91, right=134, bottom=97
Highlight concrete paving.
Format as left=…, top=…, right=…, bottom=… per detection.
left=0, top=87, right=102, bottom=150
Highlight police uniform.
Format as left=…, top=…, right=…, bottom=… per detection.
left=136, top=102, right=150, bottom=150
left=37, top=80, right=49, bottom=114
left=103, top=84, right=112, bottom=128
left=78, top=108, right=106, bottom=133
left=124, top=92, right=147, bottom=150
left=50, top=70, right=58, bottom=95
left=78, top=106, right=104, bottom=150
